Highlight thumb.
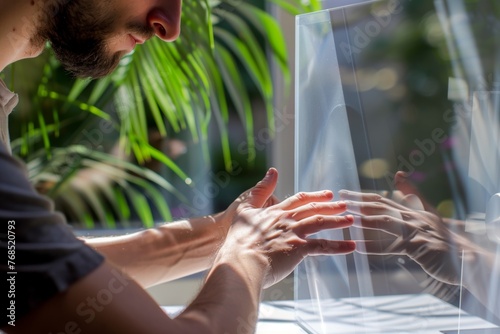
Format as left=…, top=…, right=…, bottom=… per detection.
left=395, top=171, right=437, bottom=214
left=246, top=168, right=278, bottom=208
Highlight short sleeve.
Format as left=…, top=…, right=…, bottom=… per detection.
left=0, top=142, right=104, bottom=326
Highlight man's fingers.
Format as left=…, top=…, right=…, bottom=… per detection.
left=286, top=201, right=347, bottom=221
left=338, top=189, right=384, bottom=202
left=351, top=214, right=409, bottom=237
left=304, top=239, right=356, bottom=255
left=293, top=215, right=354, bottom=237
left=354, top=239, right=408, bottom=255
left=339, top=189, right=410, bottom=212
left=343, top=200, right=405, bottom=221
left=278, top=190, right=335, bottom=210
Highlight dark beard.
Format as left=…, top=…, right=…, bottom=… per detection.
left=38, top=0, right=121, bottom=78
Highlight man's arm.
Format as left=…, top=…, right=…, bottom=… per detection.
left=6, top=254, right=267, bottom=334
left=7, top=168, right=355, bottom=334
left=84, top=212, right=230, bottom=288
left=85, top=183, right=280, bottom=289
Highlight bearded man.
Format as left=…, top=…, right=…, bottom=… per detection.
left=0, top=1, right=356, bottom=333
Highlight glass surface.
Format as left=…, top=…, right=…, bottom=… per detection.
left=294, top=0, right=500, bottom=333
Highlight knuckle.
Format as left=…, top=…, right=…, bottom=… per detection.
left=276, top=222, right=289, bottom=231
left=317, top=239, right=330, bottom=251
left=282, top=211, right=295, bottom=220
left=292, top=237, right=307, bottom=247
left=381, top=215, right=394, bottom=223
left=363, top=202, right=384, bottom=214
left=296, top=192, right=308, bottom=202
left=315, top=216, right=324, bottom=226
left=308, top=202, right=318, bottom=211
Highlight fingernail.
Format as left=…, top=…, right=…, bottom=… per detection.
left=345, top=215, right=354, bottom=222
left=338, top=190, right=348, bottom=197
left=265, top=168, right=275, bottom=178
left=396, top=171, right=409, bottom=179
left=348, top=241, right=357, bottom=251
left=337, top=201, right=346, bottom=208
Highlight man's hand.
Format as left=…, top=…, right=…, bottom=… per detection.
left=220, top=167, right=356, bottom=288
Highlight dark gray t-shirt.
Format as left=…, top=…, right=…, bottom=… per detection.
left=0, top=85, right=104, bottom=327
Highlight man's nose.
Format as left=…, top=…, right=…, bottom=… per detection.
left=147, top=7, right=181, bottom=42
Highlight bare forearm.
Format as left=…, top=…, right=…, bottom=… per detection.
left=177, top=245, right=268, bottom=334
left=84, top=212, right=229, bottom=287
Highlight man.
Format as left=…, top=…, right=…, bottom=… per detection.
left=0, top=0, right=356, bottom=332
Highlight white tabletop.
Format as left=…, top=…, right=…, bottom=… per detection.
left=162, top=295, right=499, bottom=334
left=162, top=300, right=305, bottom=334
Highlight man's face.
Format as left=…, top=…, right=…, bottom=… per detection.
left=39, top=0, right=182, bottom=78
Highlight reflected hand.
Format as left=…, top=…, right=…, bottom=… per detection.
left=339, top=172, right=473, bottom=286
left=223, top=168, right=356, bottom=288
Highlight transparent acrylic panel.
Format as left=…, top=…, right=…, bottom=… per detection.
left=294, top=0, right=500, bottom=333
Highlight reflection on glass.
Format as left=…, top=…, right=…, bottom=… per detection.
left=294, top=0, right=500, bottom=333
